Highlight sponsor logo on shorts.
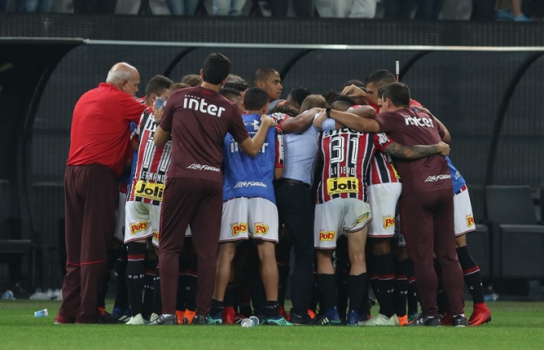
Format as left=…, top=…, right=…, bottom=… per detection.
left=130, top=221, right=149, bottom=235
left=466, top=215, right=475, bottom=228
left=355, top=212, right=370, bottom=225
left=326, top=177, right=359, bottom=195
left=231, top=223, right=248, bottom=236
left=383, top=216, right=395, bottom=229
left=319, top=230, right=336, bottom=242
left=135, top=180, right=165, bottom=201
left=424, top=174, right=451, bottom=182
left=187, top=163, right=220, bottom=172
left=254, top=223, right=269, bottom=235
left=153, top=231, right=160, bottom=242
left=234, top=181, right=267, bottom=189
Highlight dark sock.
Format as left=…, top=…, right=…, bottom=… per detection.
left=224, top=281, right=237, bottom=308
left=277, top=264, right=290, bottom=307
left=457, top=246, right=485, bottom=304
left=152, top=265, right=162, bottom=315
left=317, top=274, right=337, bottom=311
left=113, top=246, right=129, bottom=309
left=336, top=270, right=348, bottom=319
left=211, top=298, right=225, bottom=316
left=374, top=254, right=396, bottom=317
left=434, top=259, right=448, bottom=314
left=185, top=274, right=197, bottom=311
left=401, top=258, right=419, bottom=315
left=348, top=273, right=368, bottom=312
left=126, top=242, right=147, bottom=316
left=176, top=274, right=187, bottom=311
left=265, top=301, right=280, bottom=318
left=393, top=260, right=408, bottom=317
left=142, top=258, right=156, bottom=318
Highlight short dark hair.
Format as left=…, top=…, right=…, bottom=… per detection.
left=170, top=82, right=190, bottom=91
left=145, top=75, right=174, bottom=98
left=331, top=95, right=356, bottom=112
left=379, top=82, right=411, bottom=107
left=224, top=76, right=249, bottom=92
left=202, top=53, right=231, bottom=85
left=287, top=87, right=311, bottom=107
left=300, top=94, right=328, bottom=111
left=342, top=79, right=366, bottom=89
left=322, top=90, right=341, bottom=106
left=180, top=74, right=202, bottom=87
left=270, top=104, right=299, bottom=118
left=366, top=69, right=396, bottom=88
left=253, top=67, right=278, bottom=86
left=219, top=87, right=241, bottom=101
left=244, top=87, right=269, bottom=111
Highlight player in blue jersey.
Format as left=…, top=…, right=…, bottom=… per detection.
left=209, top=87, right=291, bottom=326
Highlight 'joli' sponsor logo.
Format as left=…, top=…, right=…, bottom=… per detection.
left=383, top=216, right=395, bottom=229
left=231, top=223, right=248, bottom=236
left=153, top=231, right=160, bottom=242
left=466, top=215, right=475, bottom=228
left=319, top=231, right=336, bottom=242
left=135, top=180, right=165, bottom=201
left=327, top=177, right=359, bottom=195
left=130, top=221, right=149, bottom=235
left=254, top=223, right=269, bottom=235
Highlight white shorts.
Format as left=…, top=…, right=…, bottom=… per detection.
left=367, top=183, right=402, bottom=238
left=220, top=197, right=279, bottom=243
left=113, top=192, right=127, bottom=243
left=454, top=185, right=475, bottom=236
left=314, top=198, right=372, bottom=250
left=124, top=201, right=161, bottom=244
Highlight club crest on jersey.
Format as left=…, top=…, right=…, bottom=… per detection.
left=183, top=95, right=226, bottom=117
left=231, top=223, right=248, bottom=236
left=254, top=223, right=269, bottom=235
left=383, top=216, right=395, bottom=229
left=135, top=180, right=165, bottom=201
left=466, top=215, right=475, bottom=228
left=326, top=177, right=359, bottom=195
left=130, top=221, right=149, bottom=235
left=319, top=231, right=336, bottom=242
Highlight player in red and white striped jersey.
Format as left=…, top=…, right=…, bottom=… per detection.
left=123, top=75, right=174, bottom=325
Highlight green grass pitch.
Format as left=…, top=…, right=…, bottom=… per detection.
left=1, top=300, right=544, bottom=349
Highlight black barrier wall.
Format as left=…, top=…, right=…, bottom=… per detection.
left=0, top=15, right=543, bottom=290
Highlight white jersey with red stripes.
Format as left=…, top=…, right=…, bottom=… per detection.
left=128, top=108, right=172, bottom=206
left=317, top=128, right=392, bottom=204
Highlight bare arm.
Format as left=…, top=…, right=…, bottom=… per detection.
left=327, top=109, right=380, bottom=133
left=154, top=126, right=170, bottom=147
left=238, top=115, right=277, bottom=157
left=280, top=107, right=322, bottom=134
left=383, top=141, right=450, bottom=160
left=274, top=168, right=284, bottom=180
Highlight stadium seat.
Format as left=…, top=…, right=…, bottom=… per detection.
left=485, top=185, right=544, bottom=280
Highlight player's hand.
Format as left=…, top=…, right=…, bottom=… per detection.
left=341, top=84, right=367, bottom=99
left=313, top=110, right=328, bottom=129
left=437, top=141, right=450, bottom=156
left=261, top=114, right=278, bottom=127
left=411, top=105, right=431, bottom=114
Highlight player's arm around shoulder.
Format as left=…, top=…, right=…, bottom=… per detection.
left=239, top=115, right=277, bottom=157
left=383, top=141, right=450, bottom=160
left=315, top=108, right=379, bottom=133
left=280, top=107, right=323, bottom=134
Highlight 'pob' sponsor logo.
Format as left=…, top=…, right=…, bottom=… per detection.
left=466, top=215, right=475, bottom=228
left=319, top=231, right=336, bottom=242
left=130, top=221, right=149, bottom=235
left=383, top=216, right=395, bottom=229
left=183, top=95, right=226, bottom=117
left=254, top=223, right=269, bottom=235
left=231, top=223, right=248, bottom=236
